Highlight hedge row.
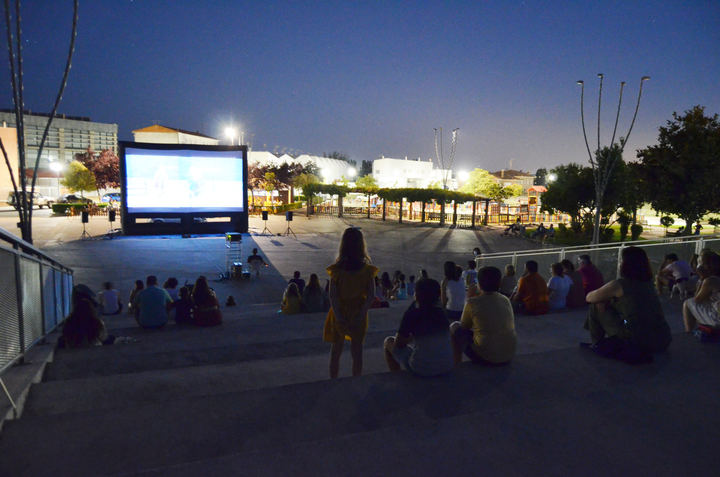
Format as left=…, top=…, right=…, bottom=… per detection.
left=302, top=184, right=483, bottom=203
left=51, top=203, right=108, bottom=214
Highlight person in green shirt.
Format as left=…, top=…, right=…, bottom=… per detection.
left=584, top=247, right=672, bottom=362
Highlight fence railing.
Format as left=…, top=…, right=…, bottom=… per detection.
left=479, top=235, right=720, bottom=282
left=0, top=227, right=73, bottom=376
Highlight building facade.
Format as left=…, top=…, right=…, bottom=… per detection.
left=0, top=110, right=118, bottom=199
left=372, top=156, right=453, bottom=189
left=131, top=124, right=219, bottom=145
left=490, top=169, right=535, bottom=192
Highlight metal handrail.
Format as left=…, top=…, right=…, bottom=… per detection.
left=480, top=234, right=720, bottom=258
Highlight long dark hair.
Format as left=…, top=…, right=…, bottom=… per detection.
left=192, top=276, right=213, bottom=303
left=307, top=273, right=321, bottom=291
left=63, top=298, right=102, bottom=347
left=619, top=247, right=653, bottom=281
left=444, top=261, right=457, bottom=281
left=335, top=227, right=370, bottom=271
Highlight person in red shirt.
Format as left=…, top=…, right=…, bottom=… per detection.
left=577, top=255, right=604, bottom=297
left=510, top=260, right=549, bottom=315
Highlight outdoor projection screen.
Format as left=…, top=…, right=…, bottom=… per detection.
left=123, top=145, right=246, bottom=213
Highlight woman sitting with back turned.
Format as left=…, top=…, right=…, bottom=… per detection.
left=323, top=227, right=378, bottom=378
left=584, top=246, right=672, bottom=362
left=682, top=250, right=720, bottom=335
left=192, top=276, right=222, bottom=326
left=302, top=273, right=328, bottom=313
left=281, top=282, right=303, bottom=314
left=61, top=285, right=115, bottom=348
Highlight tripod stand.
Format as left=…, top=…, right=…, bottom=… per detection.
left=80, top=221, right=92, bottom=240
left=261, top=220, right=273, bottom=236
left=284, top=221, right=296, bottom=238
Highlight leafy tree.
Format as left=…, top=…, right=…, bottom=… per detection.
left=619, top=161, right=647, bottom=225
left=540, top=163, right=594, bottom=225
left=263, top=172, right=278, bottom=205
left=637, top=105, right=720, bottom=234
left=61, top=161, right=96, bottom=198
left=360, top=160, right=373, bottom=177
left=458, top=168, right=497, bottom=197
left=660, top=216, right=675, bottom=234
left=534, top=168, right=547, bottom=186
left=505, top=183, right=524, bottom=197
left=355, top=175, right=378, bottom=189
left=76, top=148, right=120, bottom=196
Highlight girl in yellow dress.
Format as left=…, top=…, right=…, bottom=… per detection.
left=323, top=227, right=378, bottom=378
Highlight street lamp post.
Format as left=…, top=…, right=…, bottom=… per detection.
left=49, top=161, right=63, bottom=198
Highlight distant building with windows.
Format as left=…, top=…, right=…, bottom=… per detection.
left=490, top=169, right=535, bottom=192
left=0, top=110, right=118, bottom=199
left=131, top=124, right=219, bottom=145
left=372, top=156, right=453, bottom=189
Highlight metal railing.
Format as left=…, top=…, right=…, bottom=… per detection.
left=479, top=234, right=720, bottom=281
left=0, top=226, right=73, bottom=376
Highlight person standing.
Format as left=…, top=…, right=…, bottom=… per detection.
left=247, top=248, right=267, bottom=277
left=323, top=227, right=378, bottom=378
left=134, top=275, right=173, bottom=329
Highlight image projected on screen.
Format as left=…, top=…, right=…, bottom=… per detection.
left=125, top=148, right=245, bottom=213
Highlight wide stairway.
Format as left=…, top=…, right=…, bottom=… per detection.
left=1, top=302, right=719, bottom=476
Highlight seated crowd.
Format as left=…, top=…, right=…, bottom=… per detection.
left=59, top=275, right=225, bottom=349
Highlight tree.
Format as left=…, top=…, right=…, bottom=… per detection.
left=61, top=161, right=96, bottom=198
left=540, top=163, right=594, bottom=225
left=360, top=160, right=373, bottom=176
left=637, top=106, right=720, bottom=234
left=619, top=161, right=647, bottom=225
left=263, top=172, right=278, bottom=205
left=0, top=0, right=78, bottom=243
left=505, top=184, right=524, bottom=197
left=534, top=168, right=547, bottom=186
left=76, top=148, right=120, bottom=196
left=458, top=168, right=497, bottom=197
left=355, top=175, right=378, bottom=189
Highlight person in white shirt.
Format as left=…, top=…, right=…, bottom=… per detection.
left=98, top=281, right=122, bottom=315
left=656, top=253, right=692, bottom=296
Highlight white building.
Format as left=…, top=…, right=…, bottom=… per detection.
left=372, top=156, right=453, bottom=189
left=249, top=151, right=353, bottom=183
left=132, top=124, right=219, bottom=145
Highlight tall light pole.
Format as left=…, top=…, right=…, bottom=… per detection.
left=49, top=161, right=63, bottom=198
left=224, top=127, right=237, bottom=145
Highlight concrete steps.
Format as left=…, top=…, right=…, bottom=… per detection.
left=2, top=336, right=719, bottom=476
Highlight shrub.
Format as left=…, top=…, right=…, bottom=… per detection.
left=600, top=227, right=615, bottom=243
left=630, top=224, right=643, bottom=241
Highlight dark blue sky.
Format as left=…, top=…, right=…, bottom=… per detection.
left=4, top=0, right=720, bottom=173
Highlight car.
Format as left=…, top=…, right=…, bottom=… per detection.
left=101, top=192, right=121, bottom=203
left=7, top=191, right=53, bottom=209
left=56, top=194, right=93, bottom=204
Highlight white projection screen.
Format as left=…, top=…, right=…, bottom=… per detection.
left=124, top=146, right=246, bottom=213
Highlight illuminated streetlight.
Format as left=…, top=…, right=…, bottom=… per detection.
left=224, top=126, right=237, bottom=145
left=547, top=172, right=557, bottom=183
left=321, top=168, right=331, bottom=183
left=347, top=167, right=357, bottom=178
left=49, top=161, right=63, bottom=197
left=458, top=170, right=470, bottom=182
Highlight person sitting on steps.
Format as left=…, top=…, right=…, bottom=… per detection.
left=583, top=246, right=672, bottom=363
left=384, top=278, right=454, bottom=376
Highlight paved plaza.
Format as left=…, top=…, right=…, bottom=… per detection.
left=0, top=209, right=718, bottom=476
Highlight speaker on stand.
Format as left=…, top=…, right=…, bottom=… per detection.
left=260, top=210, right=272, bottom=235
left=284, top=211, right=296, bottom=238
left=107, top=208, right=117, bottom=238
left=80, top=209, right=92, bottom=240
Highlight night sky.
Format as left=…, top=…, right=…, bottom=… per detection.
left=3, top=0, right=719, bottom=173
